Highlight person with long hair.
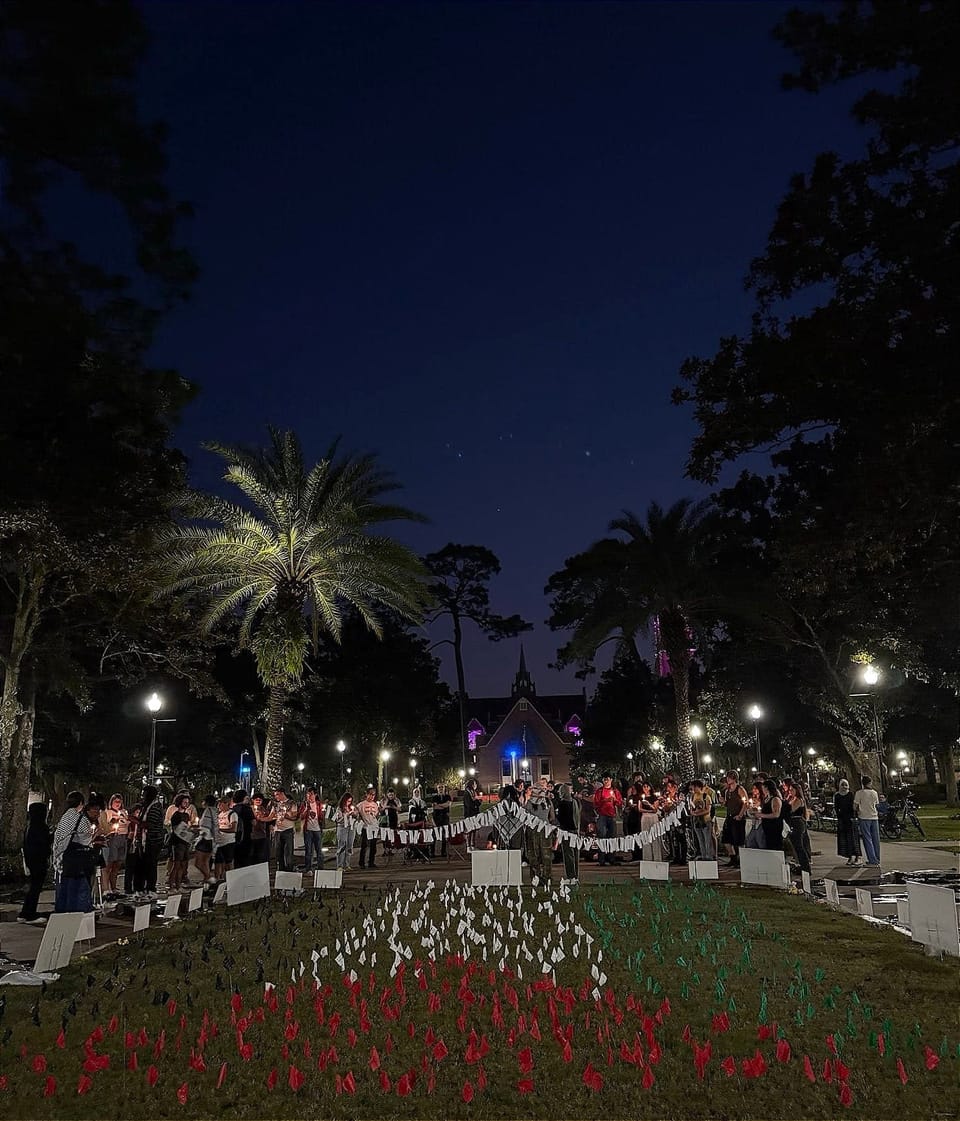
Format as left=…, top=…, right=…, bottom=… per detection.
left=784, top=779, right=812, bottom=874
left=758, top=778, right=784, bottom=851
left=19, top=802, right=52, bottom=924
left=299, top=786, right=326, bottom=872
left=463, top=779, right=482, bottom=852
left=168, top=792, right=195, bottom=890
left=334, top=792, right=357, bottom=870
left=99, top=793, right=129, bottom=900
left=193, top=793, right=221, bottom=886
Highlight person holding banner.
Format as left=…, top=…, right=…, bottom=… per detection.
left=524, top=777, right=555, bottom=882
left=357, top=787, right=381, bottom=869
left=554, top=783, right=580, bottom=886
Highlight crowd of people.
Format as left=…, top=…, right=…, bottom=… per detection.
left=15, top=768, right=882, bottom=924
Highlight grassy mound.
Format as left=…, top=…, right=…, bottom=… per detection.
left=0, top=880, right=955, bottom=1119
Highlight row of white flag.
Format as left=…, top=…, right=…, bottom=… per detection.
left=347, top=799, right=686, bottom=853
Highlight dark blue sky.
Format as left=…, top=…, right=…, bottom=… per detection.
left=136, top=1, right=862, bottom=697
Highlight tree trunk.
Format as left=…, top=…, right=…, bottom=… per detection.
left=452, top=610, right=467, bottom=770
left=936, top=744, right=958, bottom=806
left=923, top=750, right=938, bottom=785
left=0, top=567, right=43, bottom=856
left=659, top=612, right=694, bottom=781
left=261, top=683, right=287, bottom=792
left=839, top=731, right=877, bottom=787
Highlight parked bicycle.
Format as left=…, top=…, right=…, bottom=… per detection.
left=878, top=791, right=926, bottom=840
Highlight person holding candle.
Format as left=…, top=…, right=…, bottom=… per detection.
left=99, top=793, right=129, bottom=900
left=334, top=791, right=357, bottom=870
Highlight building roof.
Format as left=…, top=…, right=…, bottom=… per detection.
left=466, top=647, right=585, bottom=736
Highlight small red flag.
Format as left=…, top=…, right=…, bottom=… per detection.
left=147, top=1065, right=159, bottom=1086
left=43, top=1076, right=56, bottom=1097
left=461, top=1079, right=474, bottom=1103
left=803, top=1055, right=815, bottom=1082
left=217, top=1062, right=227, bottom=1089
left=176, top=1083, right=188, bottom=1105
left=31, top=1054, right=47, bottom=1073
left=77, top=1075, right=93, bottom=1096
left=517, top=1078, right=534, bottom=1094
left=839, top=1083, right=853, bottom=1107
left=518, top=1046, right=534, bottom=1073
left=925, top=1046, right=940, bottom=1071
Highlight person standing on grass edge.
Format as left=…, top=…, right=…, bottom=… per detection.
left=19, top=802, right=52, bottom=924
left=853, top=775, right=881, bottom=866
left=335, top=792, right=357, bottom=870
left=357, top=786, right=381, bottom=868
left=554, top=782, right=580, bottom=886
left=593, top=773, right=622, bottom=866
left=299, top=786, right=325, bottom=872
left=431, top=783, right=452, bottom=858
left=272, top=787, right=298, bottom=872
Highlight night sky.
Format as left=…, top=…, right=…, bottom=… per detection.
left=134, top=1, right=863, bottom=698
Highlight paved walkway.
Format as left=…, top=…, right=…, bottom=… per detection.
left=1, top=834, right=955, bottom=971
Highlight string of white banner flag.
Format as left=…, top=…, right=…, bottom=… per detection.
left=349, top=800, right=687, bottom=854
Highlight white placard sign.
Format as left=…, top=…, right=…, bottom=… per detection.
left=212, top=881, right=228, bottom=905
left=76, top=911, right=96, bottom=942
left=907, top=882, right=960, bottom=957
left=801, top=871, right=812, bottom=895
left=638, top=860, right=670, bottom=880
left=740, top=849, right=790, bottom=888
left=689, top=860, right=719, bottom=881
left=274, top=871, right=302, bottom=894
left=35, top=913, right=83, bottom=973
left=472, top=850, right=521, bottom=886
left=162, top=893, right=183, bottom=920
left=824, top=878, right=841, bottom=907
left=187, top=887, right=203, bottom=912
left=313, top=870, right=343, bottom=889
left=855, top=888, right=874, bottom=917
left=896, top=898, right=910, bottom=927
left=133, top=903, right=151, bottom=932
left=226, top=862, right=270, bottom=906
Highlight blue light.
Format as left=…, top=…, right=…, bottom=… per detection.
left=240, top=766, right=250, bottom=775
left=508, top=749, right=517, bottom=758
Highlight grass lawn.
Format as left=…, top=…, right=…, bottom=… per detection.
left=911, top=805, right=960, bottom=843
left=0, top=881, right=956, bottom=1119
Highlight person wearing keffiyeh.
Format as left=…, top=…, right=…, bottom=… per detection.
left=523, top=778, right=555, bottom=883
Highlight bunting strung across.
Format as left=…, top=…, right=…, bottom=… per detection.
left=352, top=800, right=687, bottom=854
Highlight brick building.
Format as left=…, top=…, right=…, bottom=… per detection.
left=466, top=647, right=584, bottom=791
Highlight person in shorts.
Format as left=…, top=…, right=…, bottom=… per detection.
left=99, top=793, right=129, bottom=899
left=214, top=793, right=237, bottom=876
left=168, top=793, right=195, bottom=890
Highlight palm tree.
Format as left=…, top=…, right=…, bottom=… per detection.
left=546, top=498, right=729, bottom=780
left=159, top=429, right=429, bottom=790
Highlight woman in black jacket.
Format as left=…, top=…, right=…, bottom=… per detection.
left=19, top=801, right=52, bottom=925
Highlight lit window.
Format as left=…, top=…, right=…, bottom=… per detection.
left=539, top=758, right=551, bottom=778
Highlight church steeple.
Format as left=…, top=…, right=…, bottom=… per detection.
left=512, top=643, right=536, bottom=698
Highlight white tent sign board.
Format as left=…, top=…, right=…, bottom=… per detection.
left=740, top=849, right=789, bottom=888
left=824, top=878, right=841, bottom=907
left=35, top=914, right=83, bottom=973
left=638, top=860, right=670, bottom=880
left=133, top=903, right=151, bottom=932
left=896, top=898, right=910, bottom=927
left=163, top=893, right=183, bottom=920
left=226, top=862, right=270, bottom=906
left=187, top=888, right=203, bottom=912
left=274, top=871, right=302, bottom=893
left=801, top=871, right=812, bottom=895
left=75, top=912, right=96, bottom=942
left=313, top=870, right=342, bottom=889
left=907, top=882, right=960, bottom=957
left=855, top=888, right=874, bottom=917
left=212, top=881, right=227, bottom=905
left=689, top=860, right=718, bottom=881
left=472, top=850, right=521, bottom=886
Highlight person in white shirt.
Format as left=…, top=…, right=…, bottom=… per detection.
left=357, top=786, right=381, bottom=868
left=852, top=775, right=881, bottom=866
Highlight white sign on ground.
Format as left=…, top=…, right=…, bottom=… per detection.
left=75, top=912, right=95, bottom=942
left=637, top=860, right=670, bottom=880
left=855, top=888, right=874, bottom=917
left=472, top=850, right=521, bottom=886
left=187, top=887, right=203, bottom=912
left=226, top=862, right=270, bottom=906
left=313, top=870, right=342, bottom=889
left=162, top=893, right=183, bottom=920
left=133, top=903, right=151, bottom=932
left=907, top=882, right=960, bottom=957
left=35, top=914, right=83, bottom=973
left=740, top=849, right=790, bottom=888
left=689, top=860, right=718, bottom=881
left=824, top=878, right=841, bottom=907
left=274, top=871, right=302, bottom=894
left=896, top=898, right=910, bottom=927
left=801, top=871, right=812, bottom=895
left=212, top=881, right=227, bottom=905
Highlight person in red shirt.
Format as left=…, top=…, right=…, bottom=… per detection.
left=593, top=774, right=623, bottom=866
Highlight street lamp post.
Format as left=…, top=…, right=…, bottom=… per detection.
left=145, top=692, right=175, bottom=783
left=861, top=665, right=886, bottom=793
left=239, top=749, right=251, bottom=793
left=377, top=749, right=391, bottom=794
left=336, top=740, right=346, bottom=787
left=747, top=705, right=763, bottom=773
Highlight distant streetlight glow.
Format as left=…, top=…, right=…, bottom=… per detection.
left=690, top=724, right=703, bottom=740
left=862, top=665, right=880, bottom=686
